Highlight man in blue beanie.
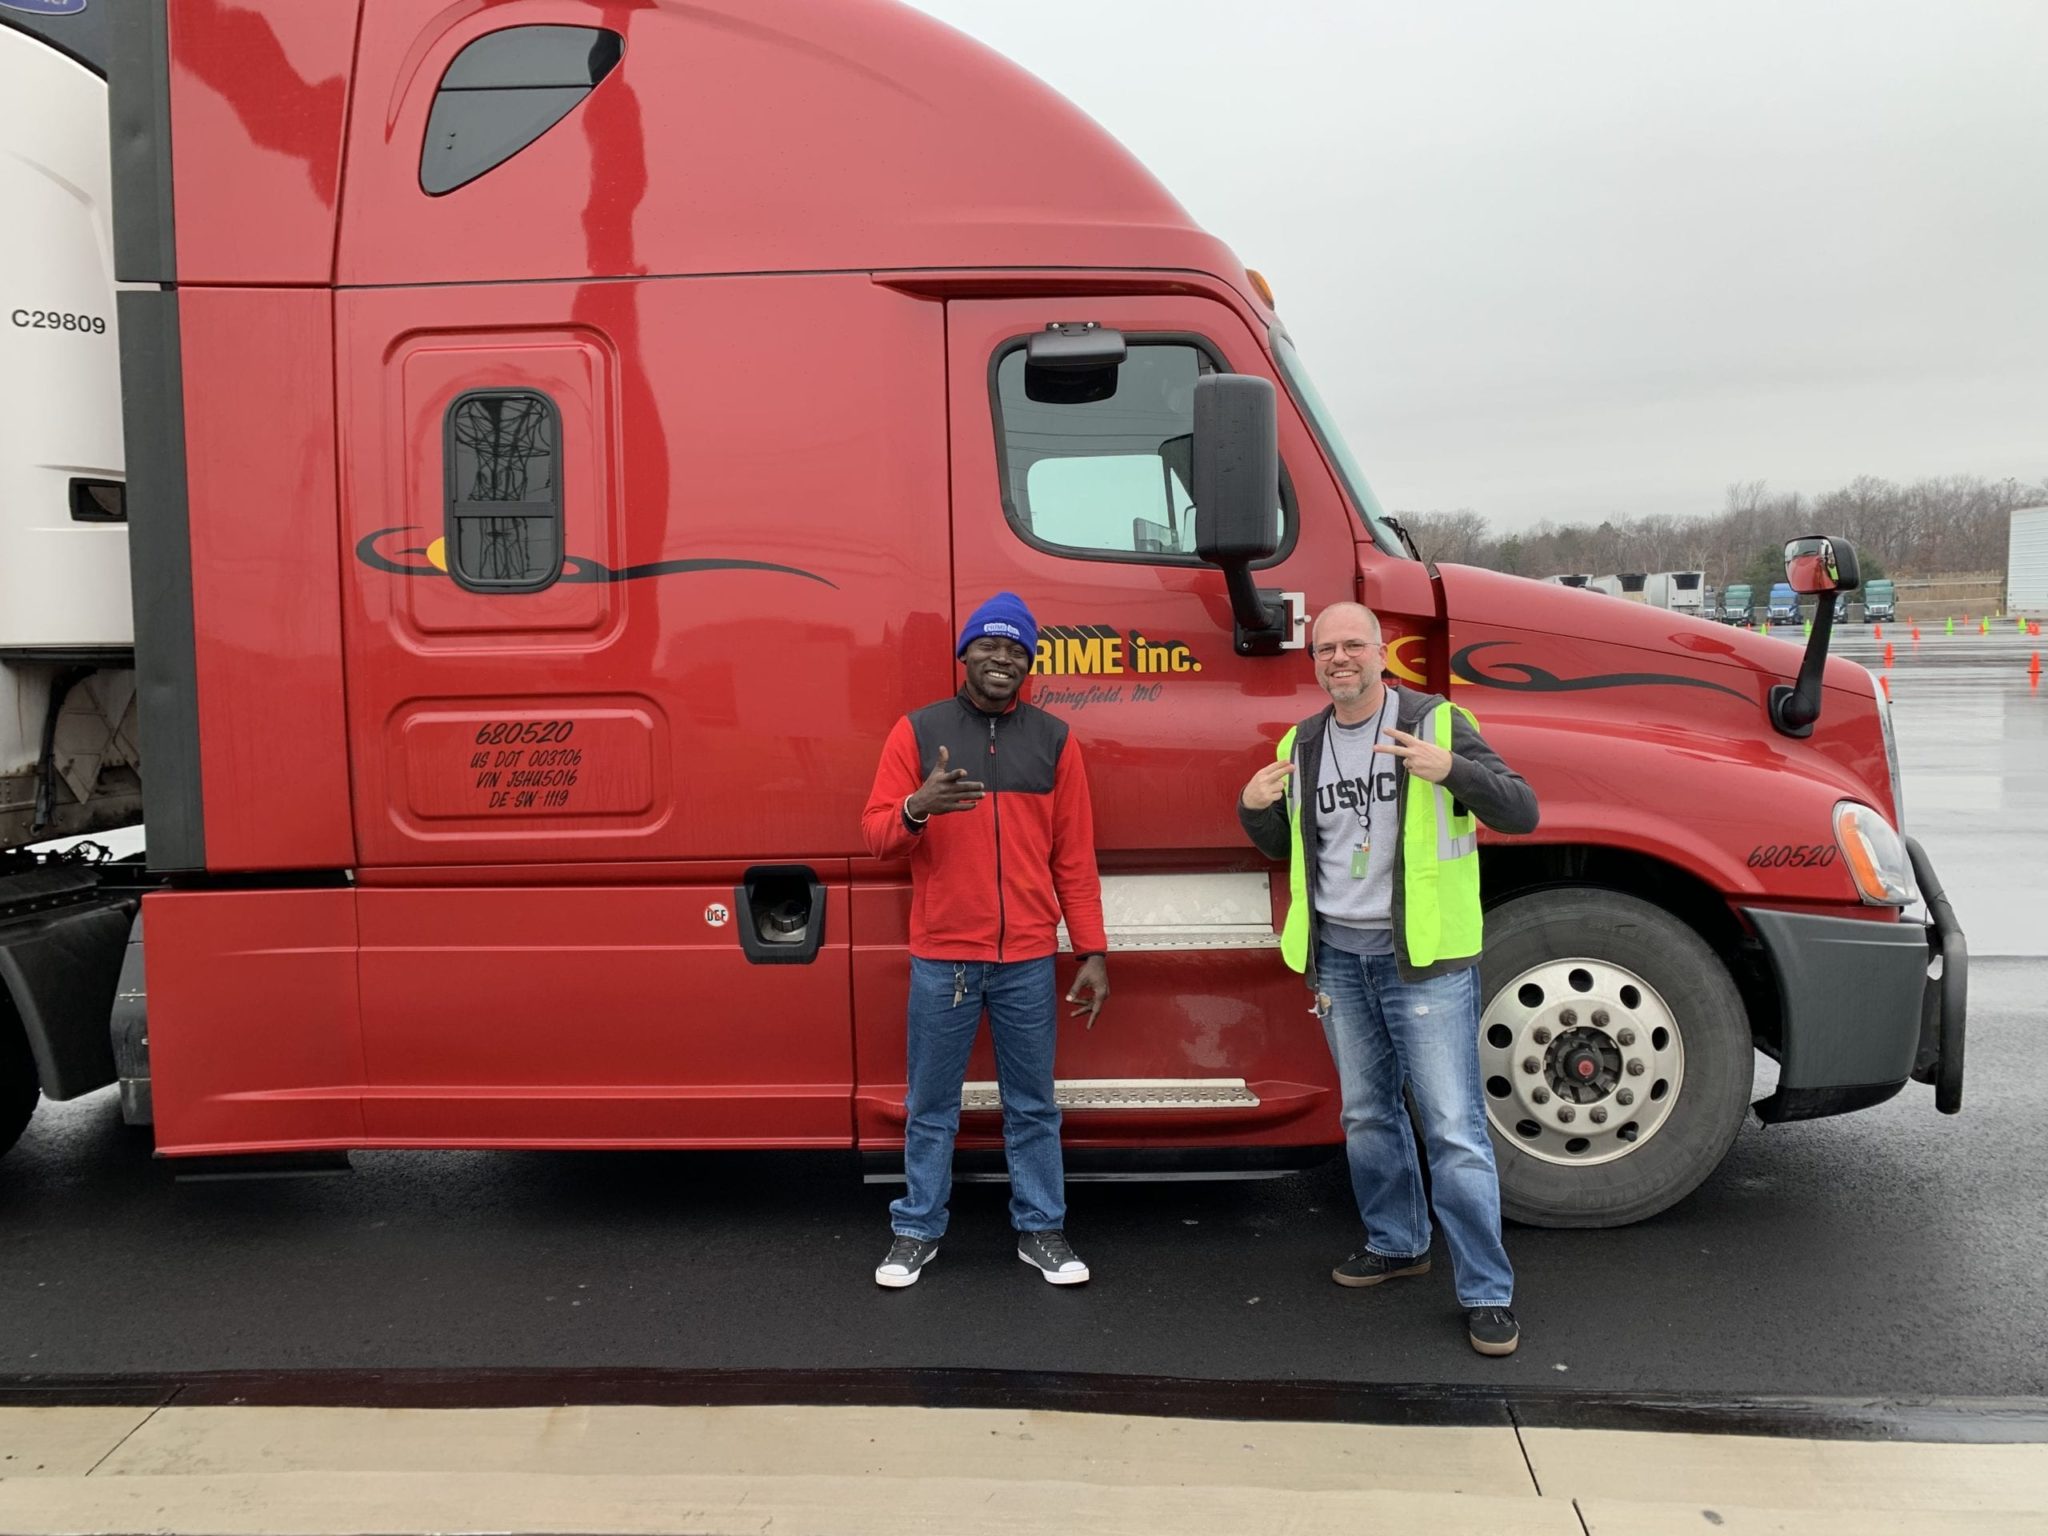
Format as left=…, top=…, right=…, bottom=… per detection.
left=861, top=592, right=1110, bottom=1288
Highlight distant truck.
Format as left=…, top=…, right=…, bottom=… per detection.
left=1859, top=579, right=1897, bottom=624
left=1721, top=583, right=1756, bottom=625
left=1766, top=583, right=1804, bottom=626
left=1644, top=571, right=1706, bottom=617
left=1544, top=574, right=1594, bottom=589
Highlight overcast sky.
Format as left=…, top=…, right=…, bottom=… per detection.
left=907, top=1, right=2048, bottom=530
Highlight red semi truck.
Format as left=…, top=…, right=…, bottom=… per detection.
left=0, top=0, right=1964, bottom=1227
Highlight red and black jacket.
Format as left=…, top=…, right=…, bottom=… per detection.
left=861, top=690, right=1107, bottom=963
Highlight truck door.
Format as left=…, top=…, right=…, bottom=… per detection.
left=853, top=291, right=1364, bottom=1152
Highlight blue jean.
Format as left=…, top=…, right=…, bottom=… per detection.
left=890, top=956, right=1064, bottom=1241
left=1317, top=944, right=1514, bottom=1308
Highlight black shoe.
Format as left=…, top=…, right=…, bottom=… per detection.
left=874, top=1234, right=939, bottom=1289
left=1017, top=1228, right=1090, bottom=1285
left=1331, top=1248, right=1431, bottom=1288
left=1468, top=1306, right=1520, bottom=1356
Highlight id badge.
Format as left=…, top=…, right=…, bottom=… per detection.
left=1349, top=842, right=1370, bottom=879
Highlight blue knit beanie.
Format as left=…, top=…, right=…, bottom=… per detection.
left=957, top=591, right=1039, bottom=658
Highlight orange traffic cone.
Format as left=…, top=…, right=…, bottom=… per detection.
left=1880, top=675, right=1892, bottom=699
left=1874, top=623, right=1883, bottom=639
left=1884, top=642, right=1895, bottom=668
left=2032, top=651, right=2042, bottom=681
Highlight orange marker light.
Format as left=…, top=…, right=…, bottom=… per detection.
left=1246, top=268, right=1277, bottom=310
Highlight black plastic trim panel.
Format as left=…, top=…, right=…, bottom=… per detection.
left=116, top=288, right=205, bottom=871
left=1742, top=905, right=1926, bottom=1097
left=108, top=0, right=175, bottom=284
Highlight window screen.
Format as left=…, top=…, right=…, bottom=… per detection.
left=444, top=391, right=562, bottom=592
left=992, top=340, right=1290, bottom=564
left=421, top=25, right=623, bottom=195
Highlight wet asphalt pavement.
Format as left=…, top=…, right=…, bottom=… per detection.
left=2, top=626, right=2043, bottom=1402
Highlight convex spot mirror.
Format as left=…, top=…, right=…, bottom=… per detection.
left=1192, top=374, right=1280, bottom=565
left=1784, top=535, right=1862, bottom=596
left=1025, top=323, right=1127, bottom=405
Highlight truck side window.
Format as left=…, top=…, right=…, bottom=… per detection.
left=443, top=391, right=563, bottom=592
left=990, top=338, right=1293, bottom=565
left=421, top=25, right=624, bottom=195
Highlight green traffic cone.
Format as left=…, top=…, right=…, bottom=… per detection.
left=1946, top=617, right=1956, bottom=636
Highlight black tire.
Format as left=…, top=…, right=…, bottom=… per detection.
left=0, top=1016, right=38, bottom=1162
left=1479, top=888, right=1752, bottom=1228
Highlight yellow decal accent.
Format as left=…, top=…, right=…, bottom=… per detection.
left=1385, top=633, right=1428, bottom=686
left=1032, top=625, right=1204, bottom=677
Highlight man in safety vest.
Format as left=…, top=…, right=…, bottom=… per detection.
left=1238, top=601, right=1538, bottom=1356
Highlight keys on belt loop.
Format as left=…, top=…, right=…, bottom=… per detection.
left=953, top=964, right=966, bottom=1009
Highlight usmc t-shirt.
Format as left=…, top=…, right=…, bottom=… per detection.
left=1312, top=694, right=1399, bottom=956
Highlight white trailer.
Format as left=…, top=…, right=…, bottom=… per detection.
left=0, top=12, right=139, bottom=851
left=2010, top=507, right=2048, bottom=617
left=1644, top=571, right=1706, bottom=616
left=1591, top=573, right=1650, bottom=602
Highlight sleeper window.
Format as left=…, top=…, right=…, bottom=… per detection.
left=421, top=25, right=623, bottom=195
left=444, top=391, right=563, bottom=592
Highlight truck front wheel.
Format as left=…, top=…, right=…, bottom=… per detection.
left=0, top=1016, right=37, bottom=1162
left=1476, top=889, right=1752, bottom=1228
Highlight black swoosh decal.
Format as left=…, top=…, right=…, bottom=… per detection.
left=356, top=528, right=836, bottom=588
left=1453, top=641, right=1750, bottom=701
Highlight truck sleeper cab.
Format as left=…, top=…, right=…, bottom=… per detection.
left=0, top=0, right=1964, bottom=1230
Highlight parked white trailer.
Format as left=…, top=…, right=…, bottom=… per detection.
left=0, top=14, right=139, bottom=850
left=1591, top=573, right=1650, bottom=602
left=1644, top=571, right=1706, bottom=616
left=2010, top=507, right=2048, bottom=616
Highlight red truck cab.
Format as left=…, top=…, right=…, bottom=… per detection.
left=0, top=0, right=1962, bottom=1227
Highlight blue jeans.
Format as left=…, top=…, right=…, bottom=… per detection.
left=1317, top=945, right=1514, bottom=1308
left=890, top=956, right=1064, bottom=1241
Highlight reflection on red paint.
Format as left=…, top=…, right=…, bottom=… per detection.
left=177, top=0, right=347, bottom=205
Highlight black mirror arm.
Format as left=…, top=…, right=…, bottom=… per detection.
left=1769, top=591, right=1838, bottom=737
left=1383, top=515, right=1423, bottom=562
left=1220, top=559, right=1288, bottom=655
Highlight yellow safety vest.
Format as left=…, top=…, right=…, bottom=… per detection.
left=1277, top=701, right=1483, bottom=972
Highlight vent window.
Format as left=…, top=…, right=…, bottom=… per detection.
left=421, top=25, right=623, bottom=195
left=444, top=391, right=563, bottom=592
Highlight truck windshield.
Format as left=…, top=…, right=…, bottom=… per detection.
left=1271, top=330, right=1407, bottom=559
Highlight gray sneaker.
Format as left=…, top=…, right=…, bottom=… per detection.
left=1017, top=1229, right=1090, bottom=1285
left=874, top=1234, right=939, bottom=1289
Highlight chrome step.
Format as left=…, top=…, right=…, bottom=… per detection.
left=960, top=1078, right=1260, bottom=1112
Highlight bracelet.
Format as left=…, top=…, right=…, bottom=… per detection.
left=903, top=795, right=929, bottom=825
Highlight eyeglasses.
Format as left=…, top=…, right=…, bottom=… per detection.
left=1311, top=638, right=1381, bottom=660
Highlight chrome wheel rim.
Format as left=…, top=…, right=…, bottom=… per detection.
left=1480, top=958, right=1686, bottom=1167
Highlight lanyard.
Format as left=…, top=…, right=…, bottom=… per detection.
left=1327, top=695, right=1391, bottom=833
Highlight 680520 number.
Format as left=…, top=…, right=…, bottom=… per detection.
left=473, top=720, right=575, bottom=746
left=1746, top=843, right=1837, bottom=869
